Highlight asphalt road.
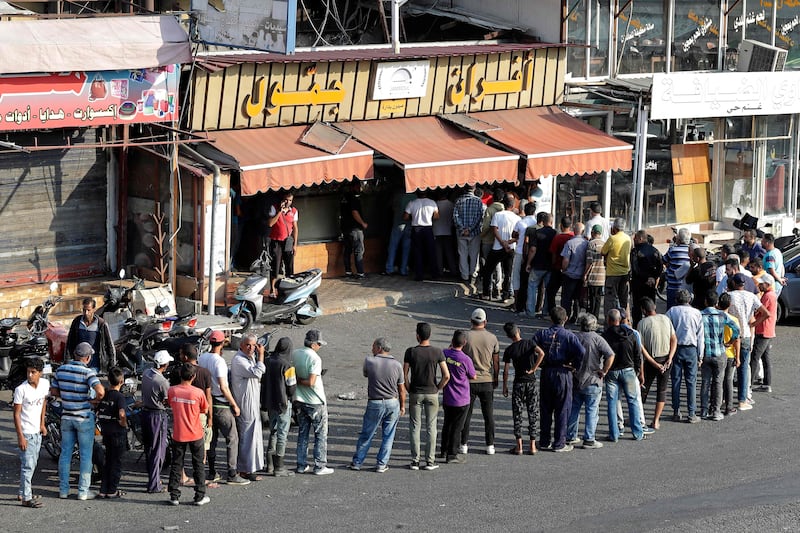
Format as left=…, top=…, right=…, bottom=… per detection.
left=0, top=296, right=799, bottom=532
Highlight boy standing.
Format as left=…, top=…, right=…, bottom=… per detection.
left=13, top=357, right=48, bottom=508
left=97, top=367, right=128, bottom=498
left=441, top=330, right=475, bottom=464
left=167, top=363, right=210, bottom=506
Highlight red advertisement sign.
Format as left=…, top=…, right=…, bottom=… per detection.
left=0, top=66, right=180, bottom=132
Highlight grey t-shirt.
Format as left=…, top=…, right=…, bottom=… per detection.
left=561, top=236, right=588, bottom=280
left=574, top=331, right=613, bottom=390
left=638, top=314, right=675, bottom=358
left=142, top=367, right=169, bottom=410
left=364, top=354, right=404, bottom=400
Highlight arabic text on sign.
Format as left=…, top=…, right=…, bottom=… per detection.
left=244, top=78, right=346, bottom=118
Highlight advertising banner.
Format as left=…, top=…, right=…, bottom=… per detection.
left=0, top=65, right=180, bottom=132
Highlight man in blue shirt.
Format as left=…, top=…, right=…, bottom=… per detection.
left=50, top=342, right=105, bottom=500
left=665, top=289, right=704, bottom=422
left=453, top=185, right=484, bottom=284
left=700, top=291, right=740, bottom=421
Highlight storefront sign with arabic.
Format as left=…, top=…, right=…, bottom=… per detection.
left=0, top=66, right=180, bottom=132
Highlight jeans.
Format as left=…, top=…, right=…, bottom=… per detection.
left=141, top=410, right=168, bottom=492
left=352, top=399, right=400, bottom=467
left=209, top=404, right=239, bottom=479
left=737, top=341, right=751, bottom=402
left=59, top=413, right=96, bottom=497
left=567, top=383, right=602, bottom=442
left=265, top=404, right=292, bottom=458
left=750, top=335, right=772, bottom=387
left=700, top=356, right=725, bottom=417
left=100, top=432, right=127, bottom=495
left=604, top=274, right=629, bottom=317
left=296, top=402, right=329, bottom=470
left=409, top=393, right=439, bottom=464
left=344, top=228, right=365, bottom=274
left=441, top=405, right=469, bottom=457
left=671, top=345, right=699, bottom=416
left=19, top=432, right=42, bottom=501
left=526, top=269, right=551, bottom=315
left=605, top=368, right=644, bottom=441
left=168, top=438, right=205, bottom=503
left=723, top=358, right=736, bottom=410
left=539, top=368, right=572, bottom=449
left=385, top=223, right=411, bottom=275
left=457, top=234, right=481, bottom=281
left=461, top=382, right=495, bottom=446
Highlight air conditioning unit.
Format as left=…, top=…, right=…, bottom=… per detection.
left=736, top=39, right=788, bottom=72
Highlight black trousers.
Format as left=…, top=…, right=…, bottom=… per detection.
left=441, top=405, right=470, bottom=457
left=100, top=432, right=126, bottom=495
left=630, top=280, right=656, bottom=327
left=460, top=382, right=495, bottom=446
left=539, top=368, right=572, bottom=449
left=412, top=226, right=439, bottom=281
left=483, top=248, right=514, bottom=298
left=546, top=270, right=563, bottom=313
left=168, top=438, right=205, bottom=503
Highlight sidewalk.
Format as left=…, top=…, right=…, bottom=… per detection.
left=316, top=274, right=473, bottom=315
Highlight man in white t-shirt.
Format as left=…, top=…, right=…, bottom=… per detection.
left=482, top=195, right=520, bottom=301
left=511, top=202, right=538, bottom=312
left=404, top=191, right=440, bottom=281
left=583, top=202, right=610, bottom=241
left=13, top=357, right=49, bottom=508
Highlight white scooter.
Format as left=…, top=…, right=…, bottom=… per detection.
left=229, top=251, right=323, bottom=332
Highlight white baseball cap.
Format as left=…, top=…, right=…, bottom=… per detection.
left=153, top=350, right=174, bottom=366
left=471, top=308, right=487, bottom=322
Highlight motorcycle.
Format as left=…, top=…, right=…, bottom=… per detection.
left=229, top=250, right=323, bottom=332
left=0, top=299, right=28, bottom=387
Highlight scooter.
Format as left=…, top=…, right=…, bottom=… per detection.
left=229, top=250, right=323, bottom=332
left=0, top=299, right=29, bottom=388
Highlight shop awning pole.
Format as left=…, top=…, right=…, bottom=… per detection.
left=634, top=98, right=649, bottom=231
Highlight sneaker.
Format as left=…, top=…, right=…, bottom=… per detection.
left=642, top=426, right=656, bottom=435
left=313, top=467, right=334, bottom=476
left=747, top=397, right=756, bottom=405
left=711, top=413, right=724, bottom=421
left=458, top=444, right=468, bottom=454
left=209, top=473, right=221, bottom=483
left=77, top=491, right=97, bottom=501
left=375, top=465, right=389, bottom=473
left=446, top=455, right=466, bottom=464
left=725, top=407, right=738, bottom=416
left=671, top=411, right=683, bottom=422
left=538, top=442, right=552, bottom=450
left=687, top=415, right=700, bottom=424
left=345, top=271, right=353, bottom=277
left=738, top=401, right=753, bottom=411
left=408, top=461, right=420, bottom=471
left=756, top=385, right=772, bottom=393
left=59, top=493, right=69, bottom=500
left=423, top=463, right=439, bottom=471
left=227, top=475, right=251, bottom=485
left=347, top=463, right=361, bottom=471
left=566, top=437, right=582, bottom=445
left=169, top=499, right=180, bottom=506
left=553, top=444, right=574, bottom=453
left=194, top=496, right=210, bottom=506
left=296, top=465, right=312, bottom=474
left=582, top=440, right=604, bottom=449
left=355, top=273, right=366, bottom=279
left=485, top=445, right=495, bottom=455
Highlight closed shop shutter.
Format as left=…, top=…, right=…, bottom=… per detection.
left=0, top=128, right=107, bottom=285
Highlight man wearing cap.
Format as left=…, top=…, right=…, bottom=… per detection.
left=751, top=273, right=777, bottom=394
left=453, top=185, right=485, bottom=284
left=293, top=329, right=333, bottom=475
left=665, top=289, right=704, bottom=422
left=583, top=224, right=606, bottom=320
left=50, top=341, right=105, bottom=500
left=66, top=297, right=116, bottom=372
left=460, top=308, right=500, bottom=455
left=199, top=332, right=248, bottom=485
left=231, top=332, right=266, bottom=481
left=601, top=218, right=632, bottom=318
left=141, top=349, right=173, bottom=493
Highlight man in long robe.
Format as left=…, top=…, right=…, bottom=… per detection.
left=231, top=333, right=266, bottom=480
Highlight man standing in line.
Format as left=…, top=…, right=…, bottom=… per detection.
left=700, top=291, right=740, bottom=421
left=483, top=195, right=520, bottom=301
left=341, top=181, right=368, bottom=278
left=601, top=310, right=646, bottom=441
left=686, top=247, right=717, bottom=309
left=261, top=336, right=296, bottom=477
left=231, top=332, right=266, bottom=481
left=511, top=202, right=538, bottom=312
left=751, top=273, right=777, bottom=394
left=140, top=349, right=171, bottom=494
left=663, top=228, right=692, bottom=309
left=533, top=307, right=586, bottom=452
left=66, top=297, right=116, bottom=373
left=583, top=225, right=606, bottom=320
left=293, top=329, right=333, bottom=475
left=198, top=331, right=248, bottom=486
left=546, top=217, right=574, bottom=317
left=567, top=313, right=613, bottom=449
left=383, top=190, right=415, bottom=276
left=50, top=342, right=105, bottom=500
left=637, top=297, right=677, bottom=429
left=762, top=234, right=786, bottom=296
left=717, top=256, right=757, bottom=295
left=405, top=190, right=441, bottom=281
left=601, top=218, right=632, bottom=317
left=718, top=293, right=741, bottom=416
left=460, top=308, right=501, bottom=455
left=665, top=289, right=704, bottom=422
left=582, top=201, right=610, bottom=240
left=453, top=185, right=484, bottom=285
left=404, top=322, right=450, bottom=471
left=479, top=189, right=506, bottom=299
left=502, top=322, right=544, bottom=455
left=740, top=229, right=765, bottom=268
left=560, top=222, right=588, bottom=322
left=525, top=212, right=556, bottom=317
left=630, top=230, right=663, bottom=326
left=727, top=273, right=770, bottom=410
left=349, top=338, right=406, bottom=472
left=441, top=330, right=475, bottom=464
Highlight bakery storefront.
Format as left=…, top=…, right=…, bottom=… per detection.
left=187, top=43, right=631, bottom=276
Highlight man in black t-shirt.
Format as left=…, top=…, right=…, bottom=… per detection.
left=502, top=323, right=544, bottom=455
left=97, top=367, right=128, bottom=498
left=525, top=213, right=557, bottom=316
left=340, top=181, right=368, bottom=278
left=402, top=322, right=450, bottom=470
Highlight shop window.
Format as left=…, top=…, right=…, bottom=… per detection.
left=763, top=115, right=793, bottom=216
left=673, top=1, right=720, bottom=72
left=616, top=0, right=666, bottom=75
left=566, top=0, right=612, bottom=79
left=554, top=173, right=605, bottom=223
left=721, top=117, right=755, bottom=219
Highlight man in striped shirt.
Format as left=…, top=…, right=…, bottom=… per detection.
left=700, top=291, right=740, bottom=421
left=50, top=342, right=105, bottom=500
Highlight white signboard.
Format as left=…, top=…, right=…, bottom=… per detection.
left=651, top=71, right=800, bottom=120
left=203, top=203, right=228, bottom=277
left=192, top=0, right=294, bottom=53
left=372, top=60, right=430, bottom=100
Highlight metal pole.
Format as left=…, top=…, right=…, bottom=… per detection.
left=635, top=100, right=650, bottom=231
left=392, top=0, right=408, bottom=54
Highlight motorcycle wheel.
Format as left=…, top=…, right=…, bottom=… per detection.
left=235, top=309, right=254, bottom=332
left=296, top=297, right=318, bottom=325
left=44, top=420, right=61, bottom=459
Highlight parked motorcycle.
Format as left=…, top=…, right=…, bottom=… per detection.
left=229, top=250, right=322, bottom=332
left=0, top=299, right=28, bottom=386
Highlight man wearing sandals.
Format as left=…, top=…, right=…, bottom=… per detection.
left=13, top=357, right=48, bottom=509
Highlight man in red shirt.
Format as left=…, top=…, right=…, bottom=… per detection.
left=751, top=273, right=777, bottom=394
left=545, top=216, right=574, bottom=315
left=167, top=363, right=210, bottom=506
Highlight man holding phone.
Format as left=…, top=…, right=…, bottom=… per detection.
left=266, top=191, right=298, bottom=298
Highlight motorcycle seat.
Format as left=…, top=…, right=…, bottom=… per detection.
left=278, top=277, right=301, bottom=290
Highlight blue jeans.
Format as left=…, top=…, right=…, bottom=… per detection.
left=296, top=402, right=328, bottom=470
left=19, top=432, right=42, bottom=501
left=352, top=399, right=400, bottom=467
left=526, top=269, right=551, bottom=316
left=59, top=413, right=96, bottom=497
left=671, top=345, right=699, bottom=416
left=385, top=223, right=411, bottom=275
left=605, top=368, right=644, bottom=441
left=737, top=341, right=751, bottom=402
left=267, top=404, right=292, bottom=458
left=567, top=383, right=602, bottom=442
